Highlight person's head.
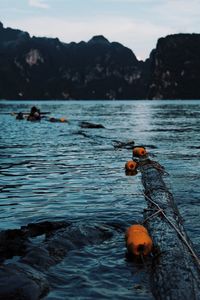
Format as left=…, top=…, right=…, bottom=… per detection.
left=31, top=106, right=37, bottom=114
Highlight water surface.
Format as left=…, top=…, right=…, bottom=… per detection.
left=0, top=100, right=199, bottom=299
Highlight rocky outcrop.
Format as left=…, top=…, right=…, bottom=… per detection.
left=148, top=34, right=200, bottom=99
left=0, top=220, right=114, bottom=299
left=79, top=121, right=105, bottom=128
left=1, top=22, right=200, bottom=100
left=0, top=22, right=149, bottom=100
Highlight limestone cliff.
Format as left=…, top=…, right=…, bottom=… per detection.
left=0, top=23, right=149, bottom=100
left=1, top=22, right=200, bottom=100
left=148, top=34, right=200, bottom=99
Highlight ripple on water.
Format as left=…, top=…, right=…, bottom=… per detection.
left=0, top=100, right=199, bottom=299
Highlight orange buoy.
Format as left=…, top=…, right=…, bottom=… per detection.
left=133, top=147, right=147, bottom=158
left=125, top=160, right=138, bottom=176
left=60, top=117, right=67, bottom=122
left=125, top=224, right=153, bottom=256
left=125, top=160, right=138, bottom=171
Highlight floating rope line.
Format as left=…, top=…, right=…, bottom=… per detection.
left=143, top=192, right=200, bottom=268
left=143, top=207, right=164, bottom=224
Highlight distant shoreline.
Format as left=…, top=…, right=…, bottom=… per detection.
left=1, top=99, right=200, bottom=101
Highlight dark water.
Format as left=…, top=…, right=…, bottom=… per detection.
left=0, top=100, right=199, bottom=299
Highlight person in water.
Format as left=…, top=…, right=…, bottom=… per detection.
left=16, top=112, right=24, bottom=120
left=27, top=106, right=41, bottom=121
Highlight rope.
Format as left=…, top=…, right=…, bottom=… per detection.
left=143, top=207, right=164, bottom=224
left=143, top=192, right=200, bottom=268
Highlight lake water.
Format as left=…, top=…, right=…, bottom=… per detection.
left=0, top=100, right=199, bottom=299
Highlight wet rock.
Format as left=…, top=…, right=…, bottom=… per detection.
left=0, top=263, right=49, bottom=300
left=79, top=121, right=105, bottom=129
left=0, top=220, right=114, bottom=299
left=0, top=229, right=27, bottom=263
left=21, top=245, right=56, bottom=269
left=47, top=223, right=113, bottom=253
left=23, top=220, right=70, bottom=237
left=0, top=221, right=70, bottom=263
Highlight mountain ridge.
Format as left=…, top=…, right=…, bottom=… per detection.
left=0, top=22, right=200, bottom=100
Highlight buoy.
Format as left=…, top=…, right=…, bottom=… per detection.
left=125, top=160, right=138, bottom=171
left=133, top=147, right=147, bottom=158
left=60, top=117, right=67, bottom=122
left=125, top=224, right=153, bottom=256
left=125, top=160, right=138, bottom=176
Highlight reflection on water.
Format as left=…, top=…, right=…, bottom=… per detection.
left=0, top=100, right=200, bottom=299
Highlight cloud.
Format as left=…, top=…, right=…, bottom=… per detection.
left=146, top=0, right=200, bottom=34
left=99, top=0, right=155, bottom=2
left=4, top=0, right=200, bottom=59
left=28, top=0, right=49, bottom=9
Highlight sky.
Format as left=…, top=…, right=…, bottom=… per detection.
left=1, top=0, right=200, bottom=60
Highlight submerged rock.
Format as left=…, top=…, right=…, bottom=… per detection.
left=0, top=220, right=114, bottom=299
left=79, top=121, right=105, bottom=129
left=0, top=263, right=49, bottom=300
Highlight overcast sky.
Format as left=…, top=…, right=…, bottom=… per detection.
left=1, top=0, right=200, bottom=60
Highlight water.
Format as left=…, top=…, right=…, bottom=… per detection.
left=0, top=100, right=199, bottom=299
